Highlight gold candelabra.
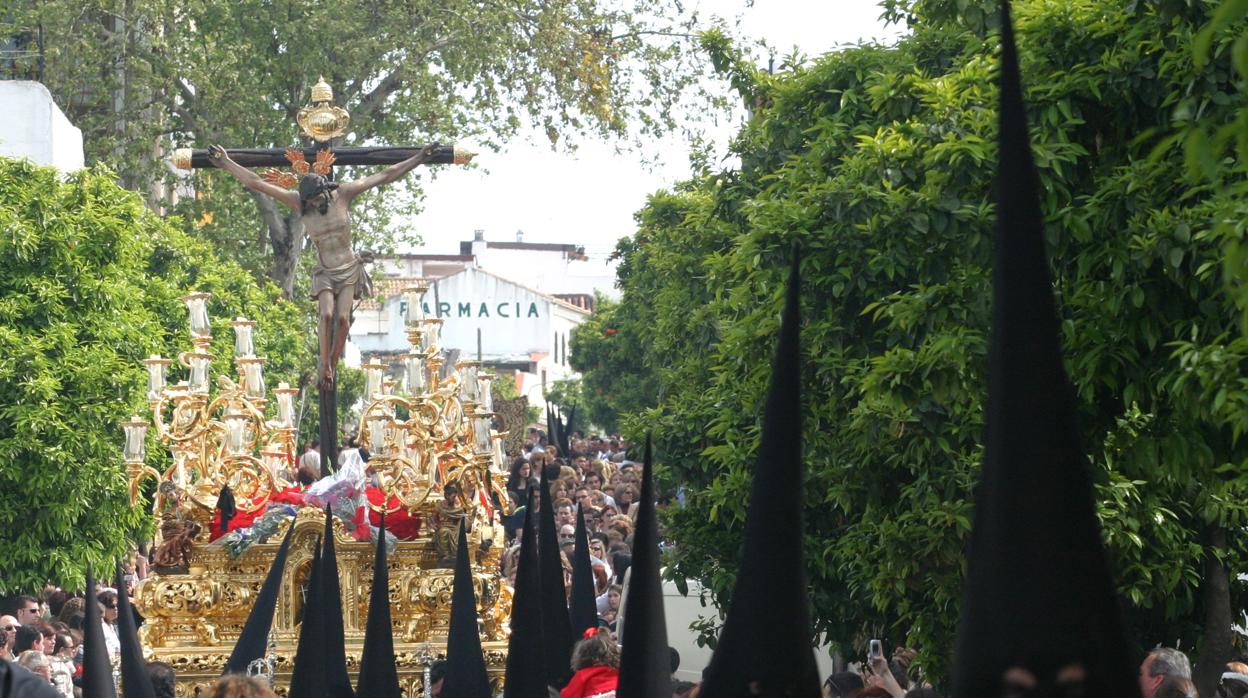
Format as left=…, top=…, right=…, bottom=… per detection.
left=356, top=283, right=509, bottom=523
left=124, top=293, right=300, bottom=516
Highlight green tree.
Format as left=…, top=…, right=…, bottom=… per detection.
left=0, top=157, right=312, bottom=593
left=10, top=0, right=720, bottom=297
left=580, top=3, right=1248, bottom=688
left=559, top=294, right=659, bottom=433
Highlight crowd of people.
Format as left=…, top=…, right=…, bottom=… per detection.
left=9, top=424, right=1248, bottom=698
left=0, top=577, right=178, bottom=698
left=814, top=645, right=1248, bottom=698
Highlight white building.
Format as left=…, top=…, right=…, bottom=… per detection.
left=350, top=266, right=589, bottom=409
left=0, top=81, right=84, bottom=171
left=376, top=229, right=619, bottom=308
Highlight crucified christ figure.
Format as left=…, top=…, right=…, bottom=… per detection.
left=208, top=143, right=438, bottom=390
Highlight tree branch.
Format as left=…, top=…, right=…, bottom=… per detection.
left=354, top=36, right=456, bottom=122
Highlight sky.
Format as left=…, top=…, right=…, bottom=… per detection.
left=403, top=0, right=907, bottom=264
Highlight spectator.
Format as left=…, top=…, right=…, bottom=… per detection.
left=44, top=592, right=69, bottom=620
left=823, top=671, right=864, bottom=698
left=36, top=623, right=54, bottom=655
left=555, top=499, right=576, bottom=528
left=300, top=439, right=321, bottom=475
left=55, top=598, right=83, bottom=626
left=201, top=675, right=276, bottom=698
left=507, top=458, right=536, bottom=508
left=97, top=591, right=120, bottom=660
left=0, top=615, right=17, bottom=661
left=905, top=690, right=940, bottom=698
left=1157, top=675, right=1198, bottom=698
left=49, top=634, right=75, bottom=697
left=574, top=486, right=592, bottom=511
left=1141, top=648, right=1192, bottom=698
left=1223, top=661, right=1248, bottom=698
left=17, top=649, right=51, bottom=682
left=585, top=472, right=604, bottom=491
left=14, top=625, right=42, bottom=654
left=600, top=584, right=622, bottom=624
left=614, top=484, right=637, bottom=515
left=147, top=661, right=177, bottom=698
left=562, top=628, right=619, bottom=698
left=429, top=659, right=447, bottom=697
left=9, top=596, right=40, bottom=626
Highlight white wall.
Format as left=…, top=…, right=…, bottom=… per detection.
left=0, top=81, right=84, bottom=171
left=470, top=240, right=619, bottom=300
left=663, top=577, right=838, bottom=683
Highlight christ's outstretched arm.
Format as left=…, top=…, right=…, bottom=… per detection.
left=208, top=145, right=301, bottom=210
left=337, top=144, right=440, bottom=201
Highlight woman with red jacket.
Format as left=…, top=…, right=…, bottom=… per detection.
left=561, top=628, right=619, bottom=698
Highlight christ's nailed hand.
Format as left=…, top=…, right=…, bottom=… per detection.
left=207, top=144, right=228, bottom=165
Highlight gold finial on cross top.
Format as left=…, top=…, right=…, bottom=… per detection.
left=298, top=76, right=350, bottom=142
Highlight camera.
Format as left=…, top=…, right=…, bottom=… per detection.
left=869, top=639, right=883, bottom=661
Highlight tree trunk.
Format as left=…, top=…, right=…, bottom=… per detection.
left=252, top=192, right=304, bottom=299
left=1195, top=523, right=1232, bottom=698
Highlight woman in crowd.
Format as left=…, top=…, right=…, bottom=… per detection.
left=96, top=591, right=120, bottom=660
left=506, top=457, right=536, bottom=508
left=48, top=633, right=75, bottom=698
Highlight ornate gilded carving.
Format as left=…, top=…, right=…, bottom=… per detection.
left=136, top=508, right=511, bottom=691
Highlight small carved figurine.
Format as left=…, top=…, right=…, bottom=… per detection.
left=152, top=481, right=202, bottom=573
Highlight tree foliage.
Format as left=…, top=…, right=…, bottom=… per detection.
left=10, top=0, right=720, bottom=296
left=578, top=1, right=1248, bottom=684
left=559, top=294, right=659, bottom=433
left=0, top=157, right=312, bottom=593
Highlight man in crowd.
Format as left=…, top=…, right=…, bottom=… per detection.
left=8, top=596, right=40, bottom=626
left=555, top=499, right=576, bottom=528
left=1139, top=646, right=1191, bottom=698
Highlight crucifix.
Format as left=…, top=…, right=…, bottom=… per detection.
left=172, top=77, right=474, bottom=475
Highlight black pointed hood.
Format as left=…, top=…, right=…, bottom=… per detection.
left=537, top=473, right=574, bottom=688
left=224, top=521, right=296, bottom=675
left=288, top=534, right=327, bottom=698
left=442, top=522, right=492, bottom=697
left=115, top=563, right=156, bottom=698
left=616, top=436, right=670, bottom=698
left=504, top=489, right=549, bottom=698
left=357, top=513, right=402, bottom=698
left=81, top=564, right=117, bottom=698
left=319, top=509, right=354, bottom=697
left=700, top=248, right=820, bottom=697
left=568, top=504, right=598, bottom=637
left=951, top=3, right=1136, bottom=696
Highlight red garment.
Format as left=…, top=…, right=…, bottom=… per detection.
left=364, top=486, right=423, bottom=540
left=208, top=501, right=263, bottom=541
left=560, top=665, right=618, bottom=698
left=208, top=487, right=305, bottom=540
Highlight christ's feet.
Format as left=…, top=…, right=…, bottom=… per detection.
left=318, top=366, right=335, bottom=392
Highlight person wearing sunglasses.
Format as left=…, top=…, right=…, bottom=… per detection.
left=96, top=591, right=120, bottom=660
left=0, top=615, right=17, bottom=662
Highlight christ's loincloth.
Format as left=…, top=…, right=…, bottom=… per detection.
left=309, top=253, right=374, bottom=301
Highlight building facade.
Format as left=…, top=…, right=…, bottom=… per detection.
left=350, top=266, right=588, bottom=409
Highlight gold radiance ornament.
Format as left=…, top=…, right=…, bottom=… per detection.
left=260, top=148, right=336, bottom=189
left=296, top=76, right=352, bottom=142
